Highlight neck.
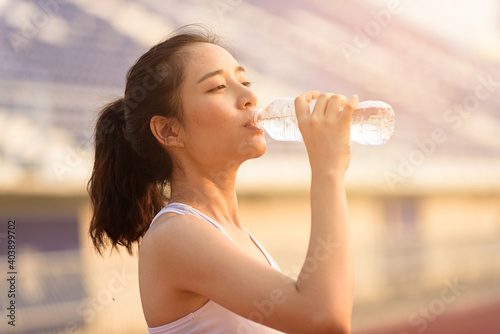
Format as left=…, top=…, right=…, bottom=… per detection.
left=169, top=164, right=241, bottom=228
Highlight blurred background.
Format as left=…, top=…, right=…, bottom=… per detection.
left=1, top=0, right=499, bottom=333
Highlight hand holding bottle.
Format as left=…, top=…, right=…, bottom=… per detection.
left=295, top=91, right=359, bottom=173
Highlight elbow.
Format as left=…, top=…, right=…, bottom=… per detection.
left=311, top=313, right=351, bottom=334
left=315, top=322, right=351, bottom=334
left=317, top=323, right=351, bottom=334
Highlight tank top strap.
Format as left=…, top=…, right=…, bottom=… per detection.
left=151, top=202, right=280, bottom=271
left=150, top=202, right=235, bottom=243
left=243, top=227, right=281, bottom=271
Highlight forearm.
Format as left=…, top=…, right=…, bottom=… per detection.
left=296, top=169, right=354, bottom=320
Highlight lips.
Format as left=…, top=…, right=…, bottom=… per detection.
left=243, top=117, right=254, bottom=128
left=244, top=122, right=262, bottom=130
left=244, top=118, right=262, bottom=131
left=244, top=111, right=263, bottom=131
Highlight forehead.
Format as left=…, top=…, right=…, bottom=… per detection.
left=183, top=43, right=239, bottom=79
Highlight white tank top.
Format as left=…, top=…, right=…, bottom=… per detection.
left=147, top=202, right=286, bottom=334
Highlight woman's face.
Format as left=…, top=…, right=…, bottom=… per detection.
left=177, top=42, right=266, bottom=170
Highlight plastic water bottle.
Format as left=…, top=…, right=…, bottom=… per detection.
left=251, top=98, right=395, bottom=145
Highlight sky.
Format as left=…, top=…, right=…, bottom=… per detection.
left=365, top=0, right=500, bottom=54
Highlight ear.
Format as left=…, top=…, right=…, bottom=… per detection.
left=150, top=115, right=185, bottom=148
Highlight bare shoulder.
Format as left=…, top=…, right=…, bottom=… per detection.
left=141, top=213, right=203, bottom=246
left=139, top=213, right=234, bottom=284
left=140, top=213, right=215, bottom=261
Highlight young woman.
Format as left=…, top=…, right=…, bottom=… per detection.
left=88, top=26, right=358, bottom=334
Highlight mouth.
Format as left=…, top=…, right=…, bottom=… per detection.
left=244, top=122, right=263, bottom=131
left=244, top=110, right=263, bottom=130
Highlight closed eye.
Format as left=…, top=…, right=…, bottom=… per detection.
left=208, top=84, right=227, bottom=92
left=208, top=82, right=251, bottom=93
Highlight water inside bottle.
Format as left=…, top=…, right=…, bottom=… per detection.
left=260, top=115, right=303, bottom=141
left=350, top=103, right=395, bottom=145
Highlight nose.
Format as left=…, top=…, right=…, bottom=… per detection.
left=238, top=86, right=257, bottom=110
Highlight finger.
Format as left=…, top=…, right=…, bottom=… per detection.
left=310, top=93, right=333, bottom=120
left=340, top=95, right=359, bottom=124
left=338, top=94, right=359, bottom=123
left=325, top=95, right=348, bottom=121
left=295, top=91, right=320, bottom=121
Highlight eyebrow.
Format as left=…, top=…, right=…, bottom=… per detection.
left=197, top=66, right=245, bottom=84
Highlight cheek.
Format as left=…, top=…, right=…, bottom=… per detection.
left=194, top=101, right=234, bottom=130
left=183, top=103, right=233, bottom=144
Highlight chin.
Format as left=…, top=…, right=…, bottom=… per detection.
left=252, top=143, right=267, bottom=159
left=238, top=136, right=267, bottom=160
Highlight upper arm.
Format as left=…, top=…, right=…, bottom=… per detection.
left=142, top=214, right=326, bottom=333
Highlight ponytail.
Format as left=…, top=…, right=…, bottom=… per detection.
left=87, top=99, right=168, bottom=254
